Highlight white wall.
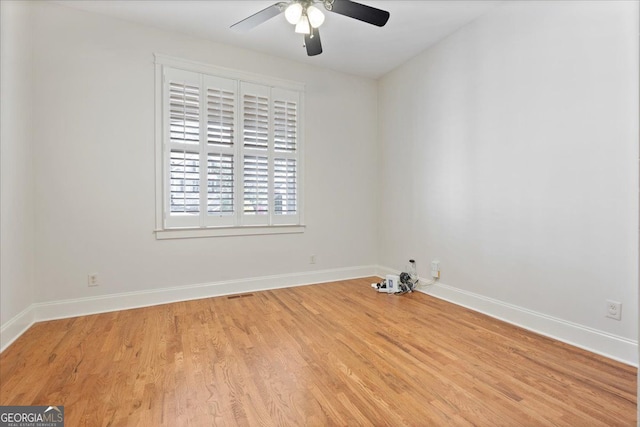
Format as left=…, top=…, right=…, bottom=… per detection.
left=378, top=0, right=639, bottom=362
left=1, top=2, right=35, bottom=334
left=27, top=2, right=378, bottom=304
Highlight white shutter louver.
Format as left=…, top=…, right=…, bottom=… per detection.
left=169, top=82, right=200, bottom=145
left=274, top=158, right=297, bottom=215
left=243, top=94, right=269, bottom=150
left=243, top=155, right=269, bottom=215
left=207, top=153, right=234, bottom=215
left=170, top=150, right=200, bottom=214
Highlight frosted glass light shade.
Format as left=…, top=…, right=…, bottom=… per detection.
left=285, top=3, right=303, bottom=25
left=307, top=5, right=325, bottom=28
left=295, top=15, right=311, bottom=34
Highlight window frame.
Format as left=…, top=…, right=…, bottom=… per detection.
left=154, top=54, right=305, bottom=239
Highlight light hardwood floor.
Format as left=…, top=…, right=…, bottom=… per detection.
left=1, top=278, right=636, bottom=426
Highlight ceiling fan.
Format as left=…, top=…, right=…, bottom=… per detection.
left=231, top=0, right=390, bottom=57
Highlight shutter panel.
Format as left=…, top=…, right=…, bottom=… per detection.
left=170, top=150, right=200, bottom=214
left=274, top=100, right=297, bottom=152
left=203, top=76, right=237, bottom=225
left=207, top=87, right=234, bottom=147
left=274, top=158, right=297, bottom=215
left=271, top=88, right=300, bottom=225
left=241, top=83, right=271, bottom=225
left=169, top=82, right=200, bottom=145
left=243, top=93, right=269, bottom=150
left=164, top=69, right=203, bottom=228
left=243, top=155, right=269, bottom=215
left=207, top=153, right=234, bottom=215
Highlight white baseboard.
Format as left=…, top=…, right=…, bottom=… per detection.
left=0, top=305, right=36, bottom=353
left=375, top=265, right=637, bottom=366
left=1, top=265, right=377, bottom=353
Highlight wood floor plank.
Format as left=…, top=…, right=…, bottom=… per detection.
left=1, top=277, right=636, bottom=426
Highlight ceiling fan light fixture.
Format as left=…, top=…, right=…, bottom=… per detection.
left=306, top=5, right=325, bottom=28
left=295, top=14, right=311, bottom=34
left=230, top=0, right=390, bottom=57
left=284, top=3, right=303, bottom=25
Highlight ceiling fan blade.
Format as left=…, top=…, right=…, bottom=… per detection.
left=328, top=0, right=390, bottom=27
left=305, top=27, right=323, bottom=56
left=231, top=2, right=287, bottom=32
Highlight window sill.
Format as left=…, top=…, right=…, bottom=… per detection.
left=154, top=225, right=306, bottom=240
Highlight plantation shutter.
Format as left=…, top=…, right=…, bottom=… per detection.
left=169, top=82, right=200, bottom=146
left=274, top=99, right=297, bottom=152
left=160, top=61, right=303, bottom=232
left=169, top=150, right=200, bottom=215
left=207, top=153, right=234, bottom=216
left=274, top=158, right=297, bottom=215
left=272, top=88, right=300, bottom=225
left=203, top=75, right=237, bottom=226
left=243, top=93, right=269, bottom=150
left=241, top=82, right=271, bottom=225
left=164, top=68, right=202, bottom=228
left=243, top=155, right=269, bottom=215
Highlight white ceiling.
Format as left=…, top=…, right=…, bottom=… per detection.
left=55, top=0, right=502, bottom=79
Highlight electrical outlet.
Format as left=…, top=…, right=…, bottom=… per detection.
left=310, top=255, right=316, bottom=264
left=88, top=274, right=99, bottom=287
left=431, top=259, right=440, bottom=279
left=605, top=300, right=622, bottom=320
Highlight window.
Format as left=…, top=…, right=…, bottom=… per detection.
left=155, top=56, right=304, bottom=238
